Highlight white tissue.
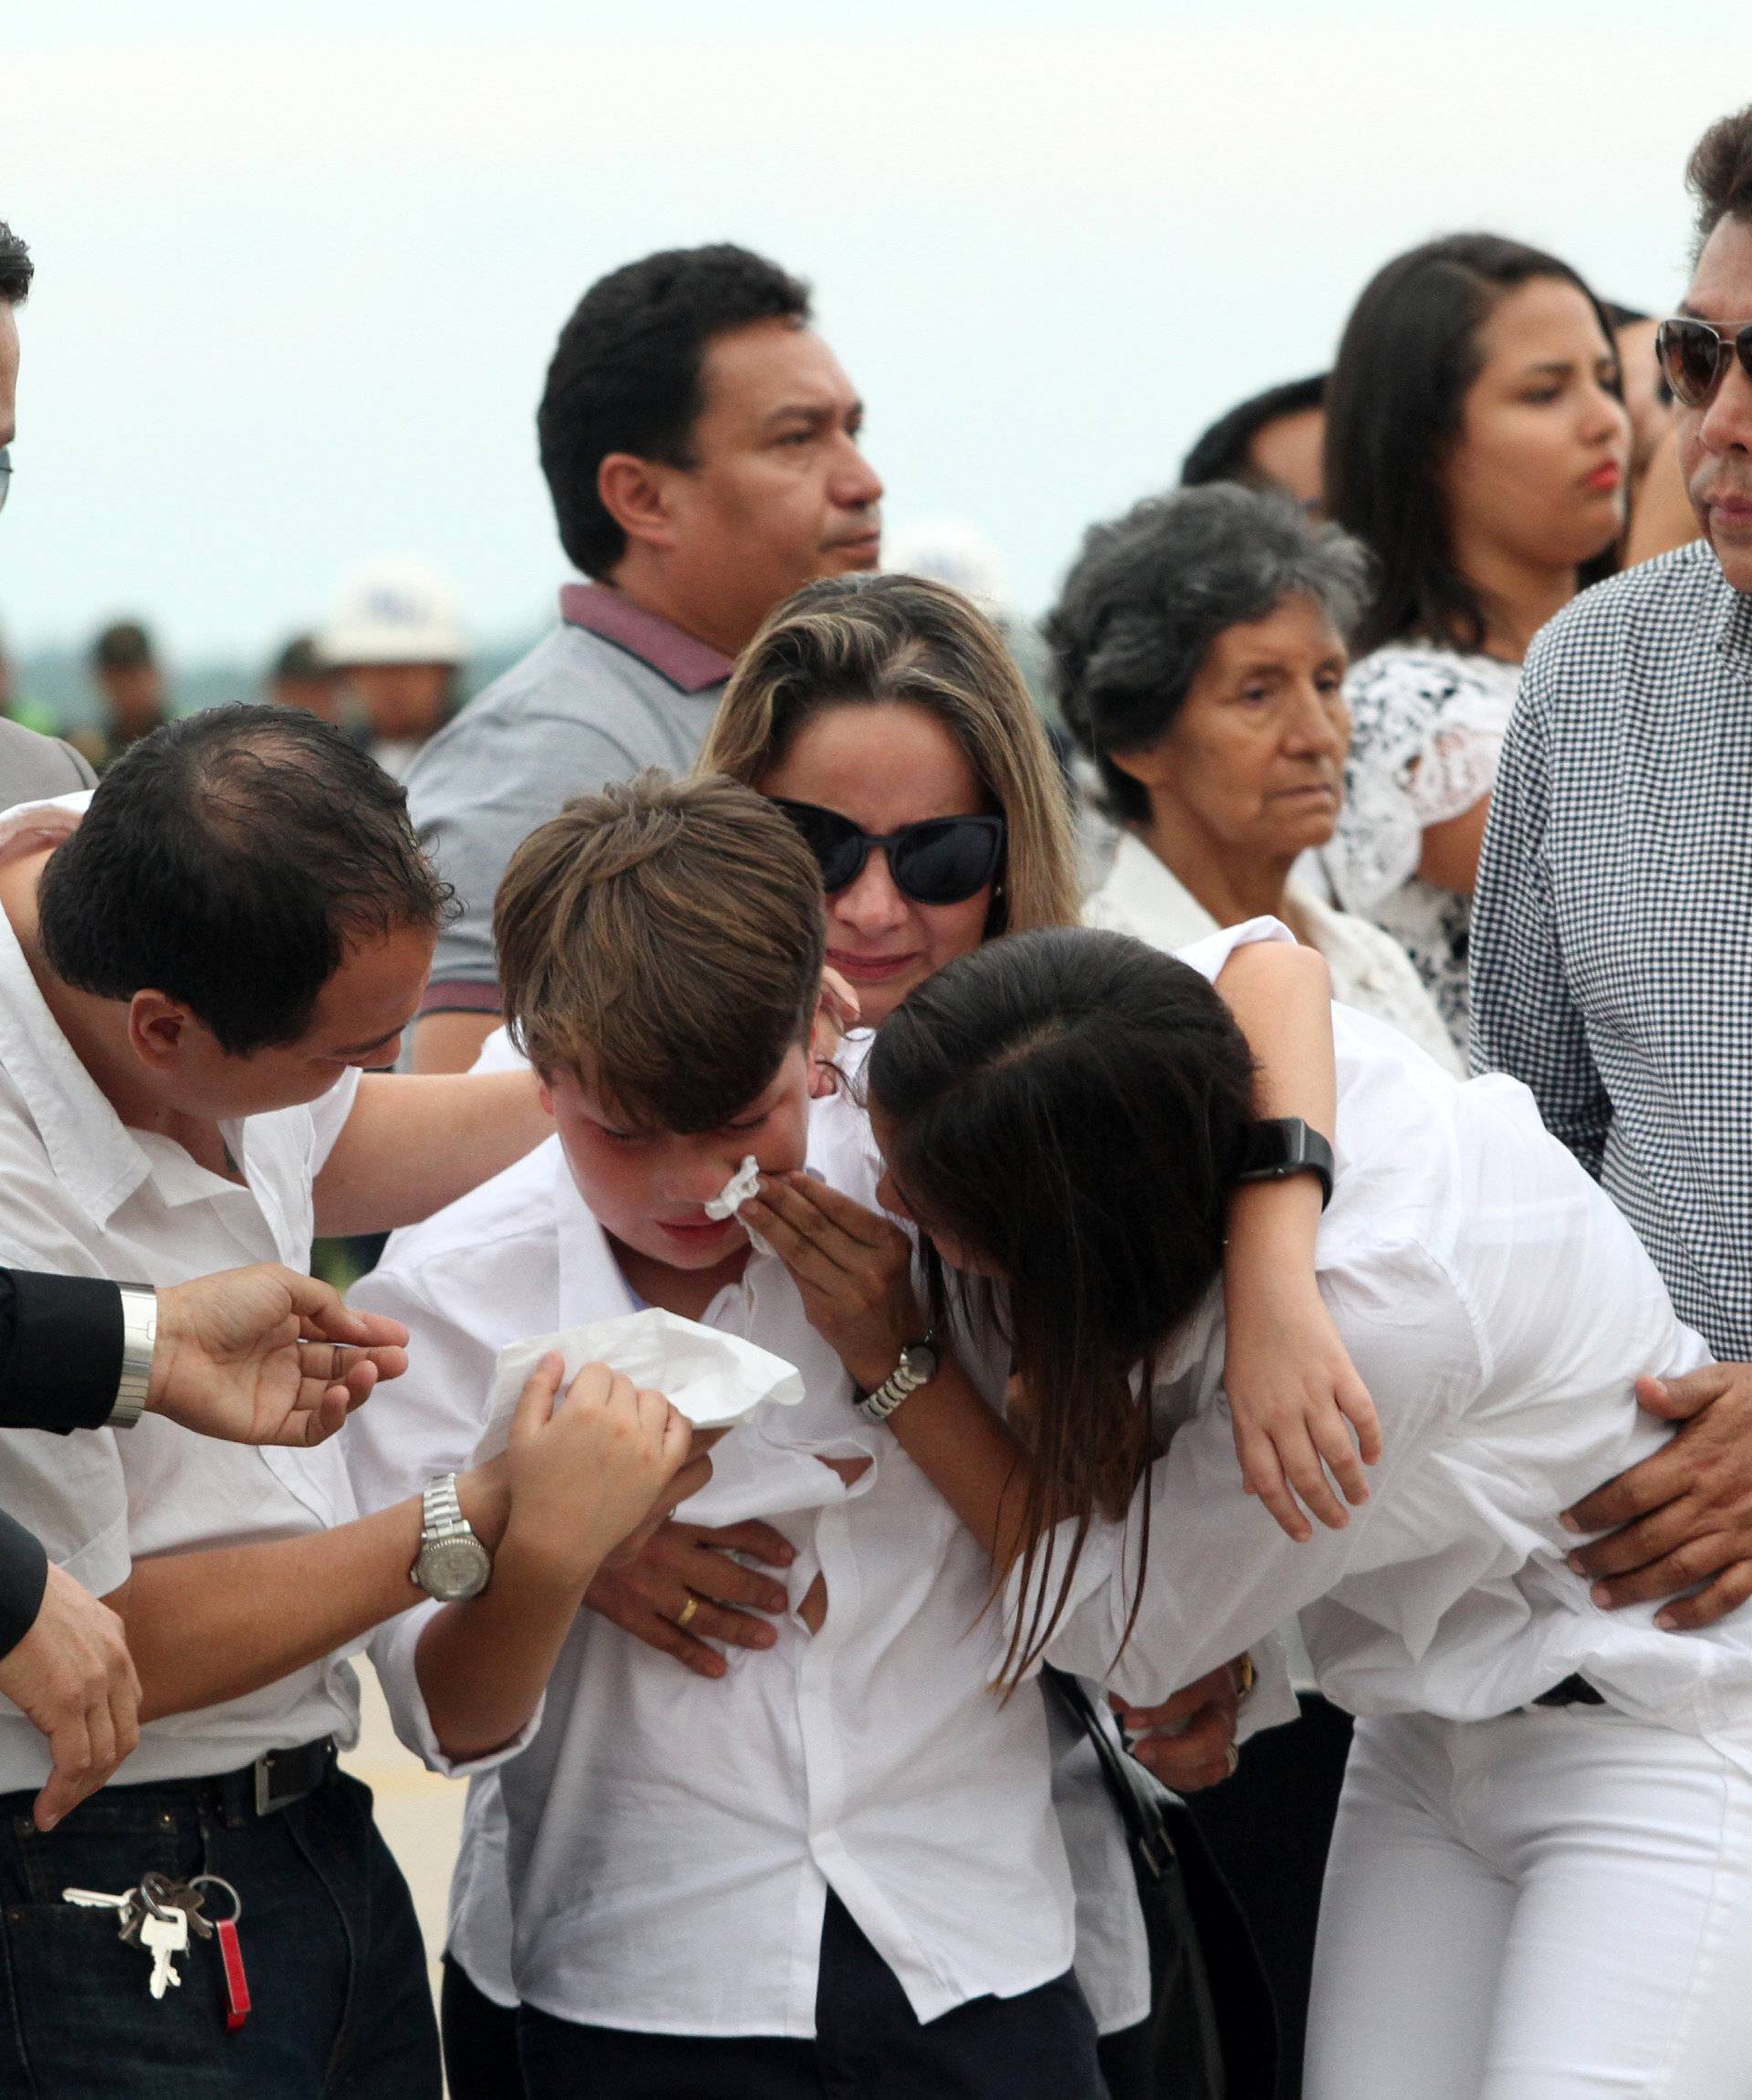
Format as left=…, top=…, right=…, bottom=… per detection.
left=704, top=1152, right=774, bottom=1256
left=472, top=1305, right=804, bottom=1464
left=704, top=1154, right=763, bottom=1219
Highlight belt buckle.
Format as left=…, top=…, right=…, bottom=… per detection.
left=252, top=1750, right=282, bottom=1817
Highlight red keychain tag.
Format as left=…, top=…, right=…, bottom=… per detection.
left=190, top=1874, right=251, bottom=2032
left=216, top=1917, right=251, bottom=2032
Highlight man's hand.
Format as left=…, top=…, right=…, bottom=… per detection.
left=150, top=1265, right=411, bottom=1447
left=0, top=1565, right=140, bottom=1830
left=1111, top=1659, right=1249, bottom=1793
left=1562, top=1363, right=1752, bottom=1629
left=585, top=1519, right=797, bottom=1678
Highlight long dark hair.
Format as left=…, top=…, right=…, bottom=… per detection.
left=868, top=927, right=1257, bottom=1677
left=1325, top=233, right=1622, bottom=656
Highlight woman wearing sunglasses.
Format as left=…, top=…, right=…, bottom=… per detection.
left=698, top=570, right=1079, bottom=1029
left=1320, top=233, right=1631, bottom=1050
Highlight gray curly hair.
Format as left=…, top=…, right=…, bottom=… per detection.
left=1048, top=483, right=1374, bottom=827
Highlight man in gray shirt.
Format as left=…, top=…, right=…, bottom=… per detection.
left=407, top=243, right=883, bottom=1071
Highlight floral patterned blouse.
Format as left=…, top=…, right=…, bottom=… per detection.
left=1322, top=644, right=1523, bottom=1050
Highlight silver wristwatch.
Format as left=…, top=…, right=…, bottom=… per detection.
left=858, top=1336, right=940, bottom=1424
left=412, top=1474, right=492, bottom=1601
left=110, top=1284, right=158, bottom=1429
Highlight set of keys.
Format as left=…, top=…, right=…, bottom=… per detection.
left=61, top=1872, right=250, bottom=2025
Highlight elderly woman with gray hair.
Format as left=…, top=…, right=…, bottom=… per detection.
left=1048, top=483, right=1457, bottom=2097
left=1052, top=484, right=1459, bottom=1077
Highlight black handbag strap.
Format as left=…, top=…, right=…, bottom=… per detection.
left=1043, top=1665, right=1178, bottom=1882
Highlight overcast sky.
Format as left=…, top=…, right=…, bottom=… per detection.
left=1, top=2, right=1743, bottom=664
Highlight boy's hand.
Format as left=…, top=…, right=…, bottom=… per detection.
left=502, top=1354, right=698, bottom=1593
left=741, top=1174, right=924, bottom=1392
left=585, top=1518, right=796, bottom=1678
left=1223, top=1280, right=1380, bottom=1543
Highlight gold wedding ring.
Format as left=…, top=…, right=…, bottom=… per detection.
left=1234, top=1653, right=1256, bottom=1702
left=675, top=1596, right=700, bottom=1631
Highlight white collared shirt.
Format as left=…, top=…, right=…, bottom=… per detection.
left=1086, top=831, right=1464, bottom=1076
left=349, top=1133, right=1079, bottom=2037
left=1031, top=1003, right=1752, bottom=1775
left=0, top=794, right=375, bottom=1791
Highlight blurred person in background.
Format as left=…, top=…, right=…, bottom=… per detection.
left=1049, top=481, right=1456, bottom=2100
left=266, top=631, right=341, bottom=723
left=1321, top=233, right=1630, bottom=1049
left=0, top=223, right=92, bottom=801
left=319, top=556, right=467, bottom=778
left=1182, top=373, right=1328, bottom=514
left=405, top=243, right=883, bottom=1073
left=1608, top=300, right=1705, bottom=567
left=78, top=618, right=172, bottom=772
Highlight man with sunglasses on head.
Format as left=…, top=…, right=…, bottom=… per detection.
left=1473, top=106, right=1752, bottom=1632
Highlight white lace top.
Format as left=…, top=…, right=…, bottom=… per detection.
left=1322, top=644, right=1523, bottom=1049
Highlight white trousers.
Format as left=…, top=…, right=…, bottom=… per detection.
left=1304, top=1707, right=1752, bottom=2100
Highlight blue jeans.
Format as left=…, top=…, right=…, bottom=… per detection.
left=0, top=1762, right=439, bottom=2098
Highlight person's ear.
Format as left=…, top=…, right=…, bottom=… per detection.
left=596, top=453, right=683, bottom=557
left=127, top=990, right=199, bottom=1074
left=1105, top=738, right=1173, bottom=793
left=808, top=968, right=861, bottom=1099
left=537, top=1073, right=557, bottom=1120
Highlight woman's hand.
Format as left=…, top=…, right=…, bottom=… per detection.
left=1111, top=1657, right=1251, bottom=1793
left=741, top=1174, right=924, bottom=1391
left=1223, top=1273, right=1381, bottom=1541
left=584, top=1518, right=796, bottom=1677
left=499, top=1354, right=700, bottom=1593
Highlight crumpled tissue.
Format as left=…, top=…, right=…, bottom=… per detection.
left=472, top=1304, right=804, bottom=1463
left=704, top=1153, right=774, bottom=1256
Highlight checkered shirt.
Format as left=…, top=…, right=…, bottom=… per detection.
left=1471, top=538, right=1752, bottom=1359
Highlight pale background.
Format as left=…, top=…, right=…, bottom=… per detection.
left=2, top=0, right=1746, bottom=674
left=5, top=0, right=1748, bottom=2005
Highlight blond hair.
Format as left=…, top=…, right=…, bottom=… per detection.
left=494, top=770, right=826, bottom=1131
left=697, top=574, right=1080, bottom=937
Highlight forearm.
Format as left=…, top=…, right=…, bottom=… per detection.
left=883, top=1357, right=1038, bottom=1577
left=313, top=1071, right=551, bottom=1234
left=415, top=1538, right=587, bottom=1760
left=114, top=1470, right=507, bottom=1721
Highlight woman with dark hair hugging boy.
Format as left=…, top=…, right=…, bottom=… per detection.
left=747, top=922, right=1752, bottom=2098
left=345, top=770, right=1336, bottom=2098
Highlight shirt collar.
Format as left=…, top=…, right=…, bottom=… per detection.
left=0, top=883, right=158, bottom=1228
left=1100, top=834, right=1221, bottom=940
left=1715, top=565, right=1752, bottom=673
left=558, top=583, right=735, bottom=695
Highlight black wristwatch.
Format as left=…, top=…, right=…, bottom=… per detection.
left=1237, top=1117, right=1335, bottom=1210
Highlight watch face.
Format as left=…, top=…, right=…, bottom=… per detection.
left=418, top=1536, right=490, bottom=1602
left=902, top=1343, right=939, bottom=1383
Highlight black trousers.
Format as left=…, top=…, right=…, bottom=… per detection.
left=497, top=1890, right=1106, bottom=2099
left=1180, top=1691, right=1354, bottom=2100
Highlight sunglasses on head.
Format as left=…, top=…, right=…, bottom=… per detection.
left=772, top=799, right=1006, bottom=906
left=1655, top=316, right=1752, bottom=410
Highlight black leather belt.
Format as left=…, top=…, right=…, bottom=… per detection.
left=195, top=1736, right=339, bottom=1823
left=1532, top=1675, right=1605, bottom=1708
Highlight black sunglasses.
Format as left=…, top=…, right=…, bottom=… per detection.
left=772, top=798, right=1005, bottom=906
left=1654, top=317, right=1752, bottom=410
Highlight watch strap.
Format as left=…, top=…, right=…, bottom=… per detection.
left=1236, top=1117, right=1335, bottom=1210
left=421, top=1472, right=471, bottom=1543
left=110, top=1284, right=158, bottom=1429
left=858, top=1339, right=938, bottom=1424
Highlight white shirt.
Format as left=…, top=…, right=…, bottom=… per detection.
left=0, top=795, right=381, bottom=1790
left=1086, top=831, right=1463, bottom=1078
left=349, top=1134, right=1078, bottom=2038
left=1032, top=1005, right=1752, bottom=1778
left=350, top=918, right=1291, bottom=2038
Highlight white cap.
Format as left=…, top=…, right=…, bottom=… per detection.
left=318, top=558, right=467, bottom=668
left=882, top=517, right=1007, bottom=614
